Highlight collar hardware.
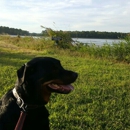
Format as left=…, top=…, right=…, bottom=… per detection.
left=12, top=88, right=44, bottom=112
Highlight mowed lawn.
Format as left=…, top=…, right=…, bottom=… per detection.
left=0, top=41, right=130, bottom=130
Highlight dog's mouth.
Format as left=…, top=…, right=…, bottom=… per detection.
left=47, top=83, right=74, bottom=94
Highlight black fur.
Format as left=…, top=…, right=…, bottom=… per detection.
left=0, top=57, right=78, bottom=130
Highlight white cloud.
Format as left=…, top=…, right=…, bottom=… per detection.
left=0, top=0, right=130, bottom=33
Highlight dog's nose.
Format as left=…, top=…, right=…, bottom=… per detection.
left=72, top=72, right=78, bottom=79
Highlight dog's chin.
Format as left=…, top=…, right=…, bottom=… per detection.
left=47, top=84, right=74, bottom=94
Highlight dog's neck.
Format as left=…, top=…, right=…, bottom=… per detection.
left=12, top=88, right=44, bottom=112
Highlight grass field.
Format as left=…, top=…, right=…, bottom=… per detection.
left=0, top=36, right=130, bottom=130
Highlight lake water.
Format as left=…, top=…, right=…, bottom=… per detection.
left=10, top=35, right=122, bottom=46
left=72, top=38, right=122, bottom=46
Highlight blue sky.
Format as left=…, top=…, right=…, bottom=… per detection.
left=0, top=0, right=130, bottom=33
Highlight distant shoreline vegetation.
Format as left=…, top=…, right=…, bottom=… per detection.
left=0, top=26, right=129, bottom=39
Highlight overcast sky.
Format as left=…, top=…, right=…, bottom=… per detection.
left=0, top=0, right=130, bottom=33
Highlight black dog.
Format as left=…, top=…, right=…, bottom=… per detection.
left=0, top=57, right=78, bottom=130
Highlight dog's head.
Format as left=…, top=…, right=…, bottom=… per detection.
left=16, top=57, right=78, bottom=104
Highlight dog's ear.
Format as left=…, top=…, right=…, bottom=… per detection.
left=17, top=63, right=27, bottom=85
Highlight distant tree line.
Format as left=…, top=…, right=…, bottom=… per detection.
left=0, top=26, right=128, bottom=39
left=42, top=30, right=128, bottom=39
left=0, top=26, right=29, bottom=35
left=67, top=31, right=128, bottom=39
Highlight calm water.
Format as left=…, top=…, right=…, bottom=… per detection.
left=11, top=35, right=122, bottom=46
left=72, top=38, right=122, bottom=46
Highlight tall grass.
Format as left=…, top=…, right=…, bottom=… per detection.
left=0, top=35, right=54, bottom=50
left=74, top=34, right=130, bottom=63
left=1, top=34, right=130, bottom=63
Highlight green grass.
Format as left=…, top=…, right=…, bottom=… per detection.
left=0, top=36, right=130, bottom=130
